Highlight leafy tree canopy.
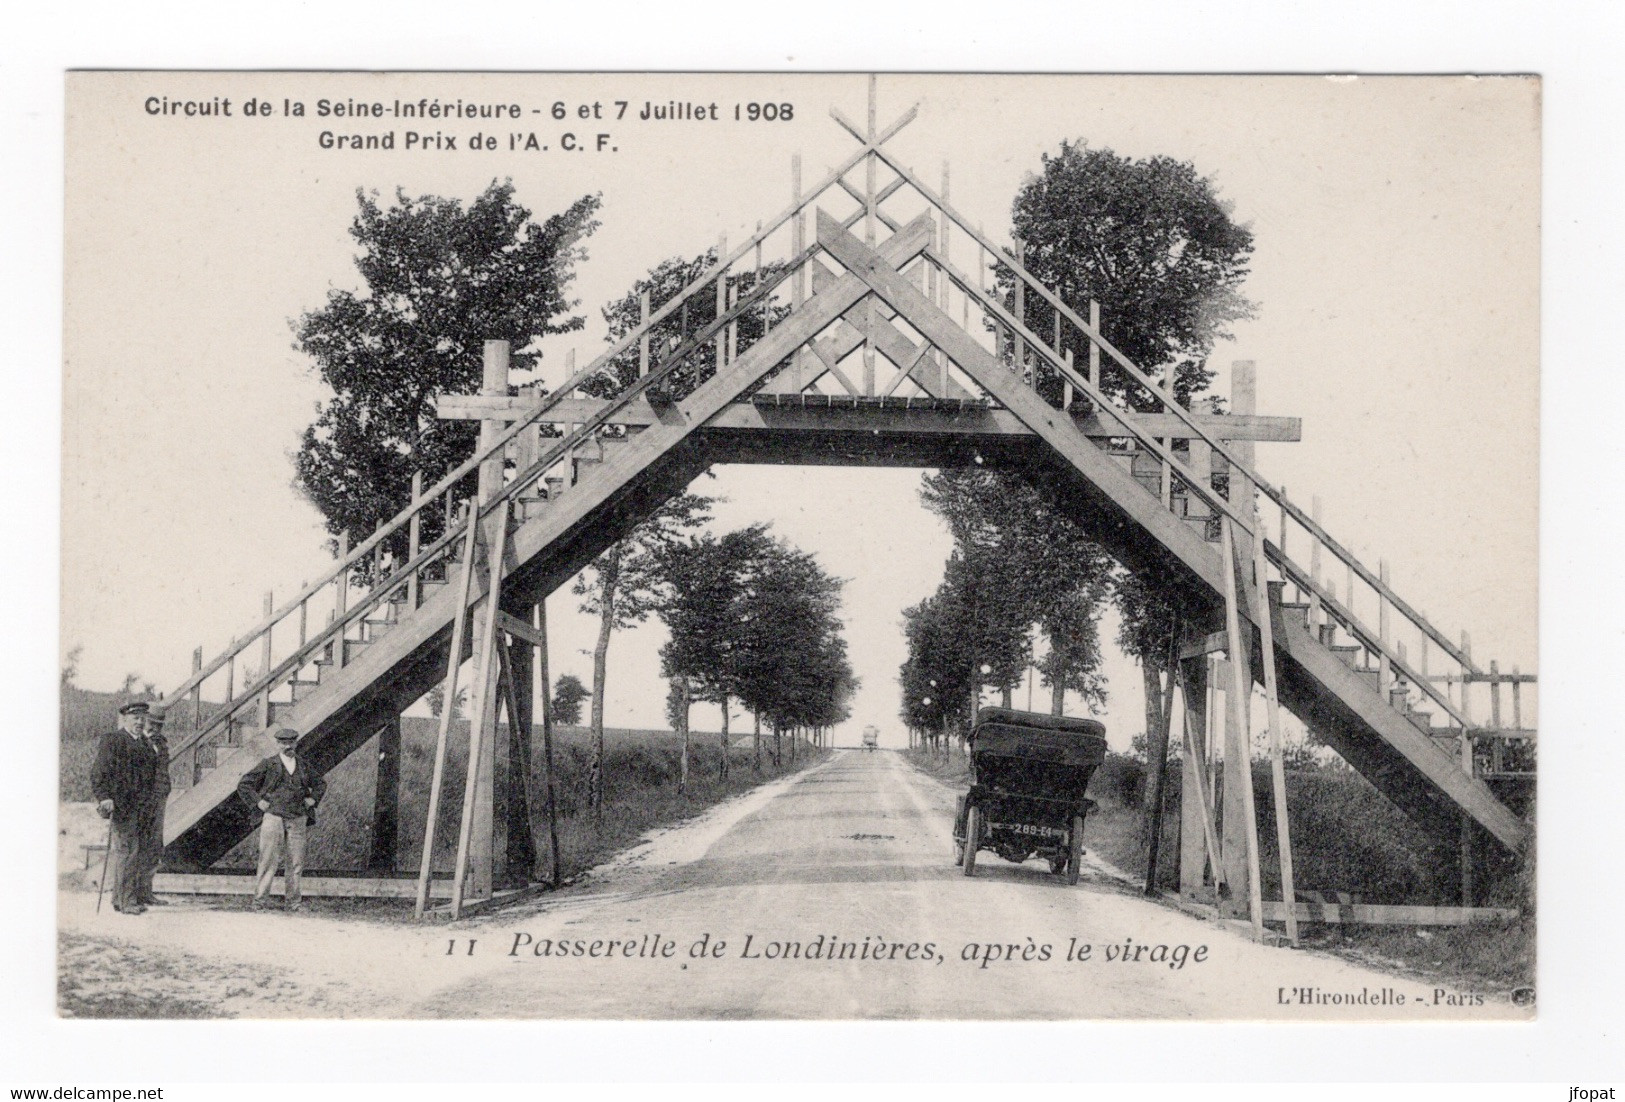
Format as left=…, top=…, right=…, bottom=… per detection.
left=550, top=674, right=589, bottom=726
left=293, top=181, right=601, bottom=550
left=1005, top=141, right=1255, bottom=409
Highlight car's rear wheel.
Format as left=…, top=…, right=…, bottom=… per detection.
left=1066, top=814, right=1084, bottom=885
left=962, top=806, right=981, bottom=877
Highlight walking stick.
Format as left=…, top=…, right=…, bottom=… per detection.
left=95, top=815, right=114, bottom=913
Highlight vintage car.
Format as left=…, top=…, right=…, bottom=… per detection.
left=952, top=706, right=1107, bottom=885
left=861, top=725, right=880, bottom=751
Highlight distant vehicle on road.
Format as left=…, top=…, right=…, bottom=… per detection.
left=952, top=706, right=1106, bottom=885
left=861, top=725, right=879, bottom=751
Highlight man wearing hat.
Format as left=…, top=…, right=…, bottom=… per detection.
left=91, top=701, right=160, bottom=914
left=237, top=727, right=325, bottom=911
left=136, top=707, right=173, bottom=906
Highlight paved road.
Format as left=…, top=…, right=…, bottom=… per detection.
left=407, top=750, right=1516, bottom=1020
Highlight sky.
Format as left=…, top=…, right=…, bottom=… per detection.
left=60, top=73, right=1539, bottom=749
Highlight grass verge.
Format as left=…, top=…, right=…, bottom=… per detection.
left=900, top=742, right=1533, bottom=993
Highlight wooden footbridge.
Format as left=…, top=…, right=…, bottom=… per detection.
left=150, top=82, right=1534, bottom=927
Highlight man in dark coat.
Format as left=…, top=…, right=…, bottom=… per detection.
left=136, top=707, right=173, bottom=906
left=91, top=701, right=160, bottom=914
left=237, top=727, right=326, bottom=911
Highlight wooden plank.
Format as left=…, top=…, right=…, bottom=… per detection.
left=155, top=873, right=455, bottom=900
left=1180, top=630, right=1230, bottom=661
left=451, top=497, right=510, bottom=918
left=436, top=394, right=1301, bottom=441
left=1251, top=514, right=1298, bottom=944
left=807, top=336, right=863, bottom=396
left=415, top=506, right=481, bottom=918
left=498, top=611, right=548, bottom=651
left=1178, top=658, right=1225, bottom=900
left=367, top=713, right=401, bottom=873
left=1261, top=902, right=1518, bottom=926
left=1221, top=516, right=1265, bottom=939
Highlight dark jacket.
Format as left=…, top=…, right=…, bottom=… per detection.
left=236, top=752, right=326, bottom=824
left=148, top=733, right=173, bottom=802
left=91, top=729, right=159, bottom=823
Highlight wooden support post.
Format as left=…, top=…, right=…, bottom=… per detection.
left=414, top=505, right=481, bottom=919
left=451, top=496, right=511, bottom=917
left=367, top=714, right=401, bottom=872
left=1309, top=496, right=1324, bottom=631
left=497, top=637, right=538, bottom=884
left=257, top=591, right=273, bottom=727
left=1512, top=666, right=1523, bottom=730
left=1378, top=560, right=1392, bottom=688
left=863, top=337, right=876, bottom=396
left=190, top=647, right=202, bottom=728
left=638, top=291, right=650, bottom=377
left=455, top=338, right=513, bottom=910
left=1460, top=631, right=1473, bottom=726
left=1178, top=655, right=1223, bottom=900
left=1231, top=360, right=1257, bottom=472
left=791, top=155, right=804, bottom=300
left=407, top=472, right=423, bottom=608
left=726, top=283, right=738, bottom=366
left=1251, top=512, right=1298, bottom=944
left=1014, top=242, right=1026, bottom=379
left=864, top=73, right=877, bottom=247
left=1220, top=516, right=1264, bottom=937
left=1088, top=300, right=1101, bottom=389
left=1062, top=349, right=1075, bottom=412
left=1206, top=654, right=1222, bottom=818
left=334, top=533, right=349, bottom=669
left=534, top=602, right=561, bottom=887
left=715, top=234, right=727, bottom=375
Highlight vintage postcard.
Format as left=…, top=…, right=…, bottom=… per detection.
left=58, top=71, right=1538, bottom=1021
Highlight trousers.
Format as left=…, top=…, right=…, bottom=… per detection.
left=109, top=813, right=148, bottom=911
left=138, top=799, right=166, bottom=901
left=254, top=813, right=308, bottom=904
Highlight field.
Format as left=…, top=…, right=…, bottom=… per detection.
left=902, top=740, right=1533, bottom=991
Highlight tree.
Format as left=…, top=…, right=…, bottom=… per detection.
left=426, top=682, right=466, bottom=720
left=656, top=525, right=778, bottom=782
left=292, top=181, right=601, bottom=560
left=61, top=645, right=82, bottom=691
left=584, top=251, right=792, bottom=406
left=550, top=674, right=589, bottom=726
left=920, top=468, right=1112, bottom=718
left=1002, top=141, right=1255, bottom=411
left=573, top=490, right=714, bottom=813
left=727, top=536, right=854, bottom=762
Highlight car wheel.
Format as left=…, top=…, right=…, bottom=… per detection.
left=1066, top=814, right=1084, bottom=886
left=962, top=806, right=981, bottom=877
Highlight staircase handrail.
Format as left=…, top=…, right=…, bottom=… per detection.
left=164, top=515, right=471, bottom=762
left=1266, top=540, right=1470, bottom=729
left=878, top=145, right=1484, bottom=678
left=927, top=242, right=1258, bottom=540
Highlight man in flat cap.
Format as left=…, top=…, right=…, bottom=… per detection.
left=91, top=701, right=160, bottom=914
left=237, top=727, right=325, bottom=912
left=135, top=707, right=173, bottom=906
